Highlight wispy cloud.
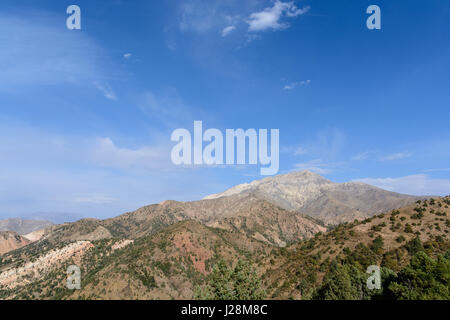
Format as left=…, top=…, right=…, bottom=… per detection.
left=175, top=0, right=309, bottom=41
left=287, top=127, right=345, bottom=162
left=247, top=1, right=310, bottom=32
left=284, top=80, right=310, bottom=90
left=425, top=167, right=450, bottom=173
left=0, top=124, right=200, bottom=219
left=138, top=89, right=195, bottom=127
left=179, top=0, right=226, bottom=33
left=295, top=159, right=342, bottom=175
left=93, top=82, right=117, bottom=100
left=281, top=145, right=307, bottom=155
left=356, top=174, right=450, bottom=196
left=123, top=53, right=132, bottom=59
left=352, top=151, right=371, bottom=161
left=0, top=12, right=110, bottom=89
left=294, top=146, right=307, bottom=155
left=222, top=25, right=237, bottom=37
left=380, top=152, right=412, bottom=161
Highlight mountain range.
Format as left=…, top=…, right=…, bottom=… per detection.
left=0, top=170, right=447, bottom=300
left=0, top=218, right=53, bottom=235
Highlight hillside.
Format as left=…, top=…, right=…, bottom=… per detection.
left=205, top=171, right=422, bottom=225
left=261, top=197, right=450, bottom=299
left=0, top=221, right=270, bottom=300
left=0, top=231, right=31, bottom=255
left=0, top=197, right=448, bottom=300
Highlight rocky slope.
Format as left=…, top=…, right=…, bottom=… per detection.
left=0, top=221, right=270, bottom=300
left=0, top=231, right=31, bottom=255
left=205, top=171, right=422, bottom=225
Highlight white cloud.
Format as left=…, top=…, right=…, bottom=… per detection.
left=177, top=0, right=246, bottom=35
left=0, top=124, right=172, bottom=172
left=222, top=25, right=236, bottom=37
left=380, top=152, right=412, bottom=161
left=284, top=80, right=310, bottom=90
left=247, top=1, right=310, bottom=32
left=356, top=174, right=450, bottom=196
left=93, top=82, right=117, bottom=100
left=123, top=53, right=132, bottom=59
left=0, top=124, right=221, bottom=220
left=91, top=137, right=171, bottom=170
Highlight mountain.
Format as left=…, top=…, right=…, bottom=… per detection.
left=0, top=231, right=31, bottom=255
left=204, top=171, right=423, bottom=225
left=1, top=196, right=448, bottom=300
left=0, top=218, right=53, bottom=235
left=261, top=197, right=450, bottom=299
left=0, top=171, right=445, bottom=300
left=42, top=193, right=325, bottom=247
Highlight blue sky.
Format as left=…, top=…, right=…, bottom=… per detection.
left=1, top=0, right=449, bottom=222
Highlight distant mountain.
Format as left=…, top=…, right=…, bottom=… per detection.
left=0, top=218, right=53, bottom=235
left=18, top=212, right=88, bottom=224
left=204, top=171, right=423, bottom=225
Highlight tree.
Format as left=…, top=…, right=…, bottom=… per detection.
left=385, top=251, right=450, bottom=300
left=313, top=261, right=371, bottom=300
left=371, top=236, right=384, bottom=254
left=195, top=259, right=266, bottom=300
left=405, top=236, right=424, bottom=256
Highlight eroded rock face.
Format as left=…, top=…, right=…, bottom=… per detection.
left=204, top=170, right=422, bottom=225
left=0, top=231, right=31, bottom=255
left=0, top=240, right=93, bottom=289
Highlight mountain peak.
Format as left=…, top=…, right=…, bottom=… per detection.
left=266, top=170, right=332, bottom=183
left=203, top=170, right=421, bottom=225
